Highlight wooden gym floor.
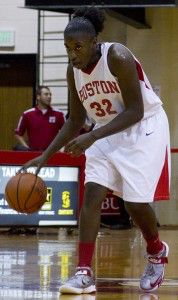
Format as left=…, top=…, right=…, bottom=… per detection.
left=0, top=226, right=177, bottom=300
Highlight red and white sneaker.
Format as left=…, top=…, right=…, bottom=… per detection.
left=59, top=267, right=96, bottom=294
left=140, top=241, right=169, bottom=292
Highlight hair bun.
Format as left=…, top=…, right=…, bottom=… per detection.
left=73, top=7, right=105, bottom=35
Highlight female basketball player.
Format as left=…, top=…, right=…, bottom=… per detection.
left=21, top=7, right=170, bottom=294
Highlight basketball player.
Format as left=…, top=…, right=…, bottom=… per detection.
left=21, top=7, right=170, bottom=294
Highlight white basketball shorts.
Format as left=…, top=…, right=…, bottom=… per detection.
left=85, top=107, right=170, bottom=203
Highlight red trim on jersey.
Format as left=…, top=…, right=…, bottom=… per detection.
left=154, top=148, right=169, bottom=201
left=171, top=148, right=178, bottom=153
left=135, top=60, right=149, bottom=89
left=81, top=61, right=99, bottom=75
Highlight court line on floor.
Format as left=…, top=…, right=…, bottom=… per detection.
left=97, top=277, right=178, bottom=287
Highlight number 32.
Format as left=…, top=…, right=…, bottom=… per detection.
left=90, top=99, right=117, bottom=117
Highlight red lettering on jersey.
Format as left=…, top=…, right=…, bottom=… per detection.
left=90, top=99, right=117, bottom=117
left=106, top=81, right=120, bottom=93
left=100, top=81, right=110, bottom=94
left=79, top=86, right=88, bottom=102
left=85, top=83, right=95, bottom=96
left=92, top=81, right=100, bottom=94
left=78, top=80, right=120, bottom=102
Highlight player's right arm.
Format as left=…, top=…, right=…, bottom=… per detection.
left=22, top=64, right=87, bottom=173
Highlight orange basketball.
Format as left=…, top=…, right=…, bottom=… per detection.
left=5, top=172, right=47, bottom=214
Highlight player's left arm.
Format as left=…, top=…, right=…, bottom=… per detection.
left=91, top=43, right=144, bottom=141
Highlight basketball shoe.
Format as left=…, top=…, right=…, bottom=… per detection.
left=59, top=267, right=96, bottom=294
left=140, top=241, right=169, bottom=292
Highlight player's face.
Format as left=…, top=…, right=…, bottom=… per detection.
left=64, top=32, right=97, bottom=70
left=37, top=88, right=52, bottom=108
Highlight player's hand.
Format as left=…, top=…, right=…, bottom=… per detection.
left=17, top=155, right=47, bottom=175
left=65, top=132, right=96, bottom=156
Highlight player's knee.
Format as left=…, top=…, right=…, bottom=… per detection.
left=83, top=182, right=107, bottom=211
left=82, top=198, right=101, bottom=214
left=124, top=201, right=146, bottom=215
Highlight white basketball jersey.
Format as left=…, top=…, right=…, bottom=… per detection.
left=73, top=42, right=162, bottom=125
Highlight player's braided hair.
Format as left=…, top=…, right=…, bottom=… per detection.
left=64, top=7, right=105, bottom=37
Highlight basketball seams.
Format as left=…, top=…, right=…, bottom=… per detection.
left=22, top=174, right=38, bottom=211
left=26, top=196, right=45, bottom=212
left=16, top=174, right=24, bottom=212
left=16, top=173, right=36, bottom=212
left=26, top=178, right=47, bottom=210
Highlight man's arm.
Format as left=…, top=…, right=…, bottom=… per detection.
left=14, top=114, right=29, bottom=149
left=14, top=134, right=29, bottom=149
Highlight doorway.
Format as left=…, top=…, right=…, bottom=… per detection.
left=0, top=54, right=36, bottom=150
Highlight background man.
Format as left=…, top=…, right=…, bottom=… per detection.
left=14, top=86, right=65, bottom=151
